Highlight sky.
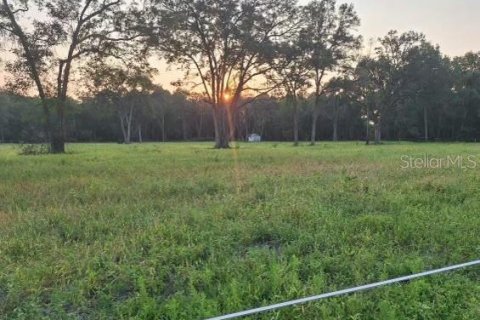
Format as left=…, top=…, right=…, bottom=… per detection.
left=1, top=0, right=480, bottom=91
left=344, top=0, right=480, bottom=56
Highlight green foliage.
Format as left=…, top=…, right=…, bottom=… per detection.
left=1, top=142, right=479, bottom=319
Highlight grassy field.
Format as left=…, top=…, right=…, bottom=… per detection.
left=1, top=142, right=479, bottom=319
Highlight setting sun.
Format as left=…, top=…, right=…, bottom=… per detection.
left=223, top=92, right=231, bottom=101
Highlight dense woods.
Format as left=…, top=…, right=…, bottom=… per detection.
left=1, top=0, right=480, bottom=149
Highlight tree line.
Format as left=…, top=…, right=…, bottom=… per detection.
left=1, top=0, right=479, bottom=151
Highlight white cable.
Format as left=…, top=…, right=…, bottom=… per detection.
left=206, top=259, right=480, bottom=320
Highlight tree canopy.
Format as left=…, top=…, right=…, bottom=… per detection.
left=1, top=0, right=480, bottom=148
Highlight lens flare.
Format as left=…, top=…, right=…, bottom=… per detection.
left=223, top=92, right=231, bottom=102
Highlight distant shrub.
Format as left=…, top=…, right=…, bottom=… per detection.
left=17, top=143, right=50, bottom=155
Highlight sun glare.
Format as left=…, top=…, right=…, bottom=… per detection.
left=223, top=92, right=231, bottom=101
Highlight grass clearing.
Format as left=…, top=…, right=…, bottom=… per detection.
left=0, top=142, right=479, bottom=319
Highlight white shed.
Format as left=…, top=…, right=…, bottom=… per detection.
left=247, top=133, right=261, bottom=142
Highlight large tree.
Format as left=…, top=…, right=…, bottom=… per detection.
left=402, top=42, right=452, bottom=141
left=269, top=41, right=311, bottom=146
left=150, top=0, right=299, bottom=148
left=353, top=31, right=425, bottom=144
left=301, top=0, right=361, bottom=145
left=0, top=0, right=143, bottom=152
left=323, top=76, right=351, bottom=141
left=450, top=52, right=480, bottom=140
left=352, top=56, right=386, bottom=144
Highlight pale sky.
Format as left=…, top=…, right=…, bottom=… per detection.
left=345, top=0, right=480, bottom=56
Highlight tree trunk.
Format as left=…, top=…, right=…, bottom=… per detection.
left=310, top=94, right=320, bottom=145
left=51, top=130, right=65, bottom=153
left=124, top=119, right=132, bottom=144
left=292, top=97, right=299, bottom=146
left=333, top=113, right=338, bottom=142
left=50, top=102, right=65, bottom=153
left=365, top=106, right=370, bottom=145
left=374, top=117, right=382, bottom=144
left=128, top=106, right=133, bottom=143
left=213, top=106, right=230, bottom=149
left=424, top=105, right=428, bottom=142
left=138, top=125, right=143, bottom=143
left=120, top=116, right=127, bottom=143
left=161, top=113, right=166, bottom=142
left=119, top=112, right=132, bottom=144
left=244, top=109, right=249, bottom=141
left=310, top=110, right=319, bottom=145
left=332, top=99, right=339, bottom=142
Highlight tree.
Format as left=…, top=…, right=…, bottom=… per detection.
left=450, top=52, right=480, bottom=140
left=150, top=0, right=298, bottom=148
left=149, top=88, right=170, bottom=142
left=351, top=57, right=378, bottom=144
left=0, top=0, right=143, bottom=152
left=352, top=31, right=425, bottom=144
left=323, top=76, right=351, bottom=141
left=269, top=41, right=311, bottom=146
left=84, top=62, right=155, bottom=144
left=373, top=31, right=426, bottom=143
left=301, top=0, right=361, bottom=145
left=402, top=42, right=452, bottom=141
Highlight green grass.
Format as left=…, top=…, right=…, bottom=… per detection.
left=0, top=142, right=479, bottom=319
